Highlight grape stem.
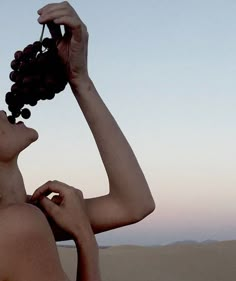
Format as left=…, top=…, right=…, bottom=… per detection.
left=39, top=24, right=45, bottom=42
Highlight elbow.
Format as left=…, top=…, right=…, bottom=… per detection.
left=128, top=196, right=156, bottom=224
left=146, top=197, right=156, bottom=216
left=139, top=198, right=156, bottom=221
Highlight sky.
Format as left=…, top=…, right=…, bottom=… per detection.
left=0, top=0, right=236, bottom=246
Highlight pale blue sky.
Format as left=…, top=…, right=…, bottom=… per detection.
left=0, top=0, right=235, bottom=245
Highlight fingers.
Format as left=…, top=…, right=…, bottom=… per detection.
left=38, top=2, right=69, bottom=15
left=51, top=195, right=62, bottom=205
left=38, top=1, right=84, bottom=30
left=31, top=180, right=70, bottom=201
left=39, top=196, right=60, bottom=218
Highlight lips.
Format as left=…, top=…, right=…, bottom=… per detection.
left=16, top=121, right=24, bottom=125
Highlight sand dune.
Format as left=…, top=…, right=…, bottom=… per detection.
left=57, top=240, right=236, bottom=281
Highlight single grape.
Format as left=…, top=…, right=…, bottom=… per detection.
left=8, top=104, right=19, bottom=114
left=9, top=71, right=18, bottom=82
left=11, top=83, right=21, bottom=93
left=19, top=60, right=30, bottom=73
left=28, top=98, right=38, bottom=106
left=14, top=51, right=23, bottom=60
left=42, top=37, right=56, bottom=49
left=13, top=95, right=24, bottom=109
left=21, top=108, right=31, bottom=119
left=5, top=92, right=14, bottom=105
left=38, top=87, right=48, bottom=100
left=46, top=92, right=55, bottom=100
left=23, top=45, right=34, bottom=58
left=10, top=105, right=21, bottom=117
left=33, top=41, right=42, bottom=52
left=13, top=110, right=21, bottom=118
left=11, top=59, right=20, bottom=71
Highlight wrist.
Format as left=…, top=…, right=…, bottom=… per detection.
left=75, top=234, right=99, bottom=253
left=73, top=224, right=98, bottom=248
left=69, top=75, right=94, bottom=97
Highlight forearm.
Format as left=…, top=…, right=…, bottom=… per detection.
left=74, top=230, right=101, bottom=281
left=70, top=77, right=155, bottom=217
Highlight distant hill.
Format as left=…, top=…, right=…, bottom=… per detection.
left=167, top=239, right=218, bottom=246
left=201, top=239, right=218, bottom=244
left=168, top=240, right=199, bottom=246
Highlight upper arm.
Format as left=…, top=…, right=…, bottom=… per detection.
left=49, top=194, right=131, bottom=241
left=85, top=194, right=134, bottom=233
left=51, top=194, right=139, bottom=242
left=0, top=204, right=69, bottom=281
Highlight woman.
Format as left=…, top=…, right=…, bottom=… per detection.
left=0, top=1, right=155, bottom=280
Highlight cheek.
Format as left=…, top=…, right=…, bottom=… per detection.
left=0, top=129, right=11, bottom=150
left=0, top=128, right=6, bottom=136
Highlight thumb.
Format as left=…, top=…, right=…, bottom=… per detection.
left=39, top=196, right=60, bottom=218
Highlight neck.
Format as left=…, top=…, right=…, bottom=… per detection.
left=0, top=158, right=27, bottom=207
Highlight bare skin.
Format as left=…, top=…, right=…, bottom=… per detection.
left=0, top=192, right=100, bottom=281
left=35, top=183, right=101, bottom=281
left=30, top=1, right=155, bottom=240
left=0, top=1, right=155, bottom=280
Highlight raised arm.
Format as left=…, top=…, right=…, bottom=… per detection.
left=36, top=1, right=155, bottom=238
left=73, top=77, right=155, bottom=232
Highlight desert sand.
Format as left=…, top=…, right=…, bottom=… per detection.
left=57, top=240, right=236, bottom=281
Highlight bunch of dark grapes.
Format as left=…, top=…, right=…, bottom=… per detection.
left=5, top=30, right=67, bottom=124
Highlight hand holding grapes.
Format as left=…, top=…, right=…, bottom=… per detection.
left=5, top=2, right=89, bottom=123
left=38, top=1, right=89, bottom=87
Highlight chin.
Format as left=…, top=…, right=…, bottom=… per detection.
left=29, top=128, right=39, bottom=142
left=24, top=126, right=39, bottom=144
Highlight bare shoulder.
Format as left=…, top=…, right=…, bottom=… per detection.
left=0, top=203, right=51, bottom=252
left=0, top=204, right=68, bottom=281
left=0, top=203, right=49, bottom=233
